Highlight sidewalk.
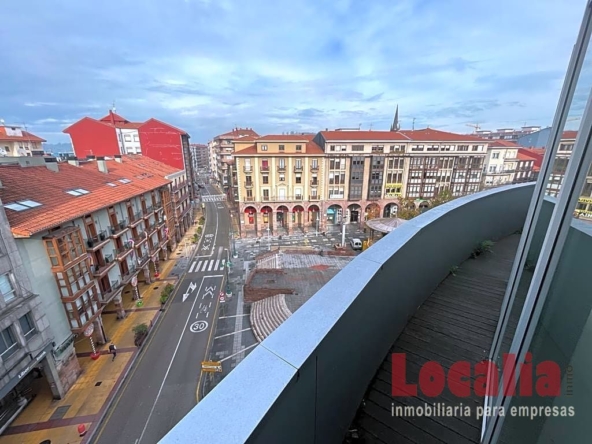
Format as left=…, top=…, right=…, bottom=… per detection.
left=0, top=212, right=203, bottom=444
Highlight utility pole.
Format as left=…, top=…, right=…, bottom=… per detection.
left=341, top=222, right=346, bottom=247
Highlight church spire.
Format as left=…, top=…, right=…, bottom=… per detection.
left=390, top=105, right=400, bottom=131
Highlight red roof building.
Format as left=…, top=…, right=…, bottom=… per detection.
left=0, top=124, right=46, bottom=156
left=63, top=111, right=193, bottom=195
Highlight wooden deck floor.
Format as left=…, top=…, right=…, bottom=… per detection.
left=346, top=235, right=520, bottom=444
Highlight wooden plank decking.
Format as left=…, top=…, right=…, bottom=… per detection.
left=346, top=235, right=520, bottom=444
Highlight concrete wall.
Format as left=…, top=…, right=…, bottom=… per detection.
left=161, top=183, right=535, bottom=444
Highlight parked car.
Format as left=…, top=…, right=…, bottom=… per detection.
left=350, top=238, right=363, bottom=250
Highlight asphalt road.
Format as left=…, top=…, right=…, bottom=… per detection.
left=92, top=184, right=231, bottom=444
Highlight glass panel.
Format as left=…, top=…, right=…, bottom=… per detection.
left=493, top=15, right=592, bottom=371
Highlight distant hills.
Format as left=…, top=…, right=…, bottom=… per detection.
left=43, top=142, right=73, bottom=153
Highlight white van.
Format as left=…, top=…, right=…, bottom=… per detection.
left=350, top=238, right=363, bottom=251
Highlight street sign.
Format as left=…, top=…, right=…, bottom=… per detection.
left=201, top=361, right=222, bottom=373
left=219, top=293, right=226, bottom=303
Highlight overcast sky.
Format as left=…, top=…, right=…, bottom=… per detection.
left=0, top=0, right=586, bottom=144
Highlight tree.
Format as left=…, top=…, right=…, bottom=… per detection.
left=430, top=189, right=454, bottom=208
left=397, top=197, right=421, bottom=220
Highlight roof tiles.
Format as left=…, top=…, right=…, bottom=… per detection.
left=0, top=155, right=181, bottom=237
left=0, top=127, right=45, bottom=143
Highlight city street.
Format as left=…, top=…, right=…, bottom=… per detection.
left=92, top=185, right=231, bottom=444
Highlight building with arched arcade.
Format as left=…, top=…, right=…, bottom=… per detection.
left=233, top=128, right=491, bottom=237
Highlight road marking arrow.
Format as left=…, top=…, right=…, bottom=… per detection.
left=183, top=281, right=197, bottom=302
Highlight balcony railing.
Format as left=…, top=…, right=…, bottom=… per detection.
left=260, top=195, right=308, bottom=203
left=277, top=165, right=286, bottom=172
left=109, top=220, right=128, bottom=237
left=310, top=165, right=319, bottom=172
left=260, top=165, right=269, bottom=172
left=161, top=183, right=536, bottom=443
left=143, top=205, right=154, bottom=218
left=91, top=254, right=116, bottom=276
left=244, top=181, right=253, bottom=188
left=136, top=255, right=150, bottom=268
left=121, top=265, right=138, bottom=285
left=154, top=201, right=163, bottom=212
left=310, top=180, right=318, bottom=186
left=309, top=195, right=320, bottom=201
left=244, top=197, right=255, bottom=202
left=243, top=165, right=253, bottom=173
left=115, top=245, right=133, bottom=260
left=100, top=280, right=121, bottom=304
left=294, top=165, right=303, bottom=173
left=86, top=230, right=108, bottom=250
left=128, top=211, right=143, bottom=227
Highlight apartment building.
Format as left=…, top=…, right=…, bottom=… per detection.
left=314, top=128, right=488, bottom=226
left=190, top=144, right=209, bottom=172
left=0, top=124, right=45, bottom=157
left=482, top=140, right=537, bottom=187
left=208, top=128, right=259, bottom=188
left=0, top=200, right=61, bottom=431
left=474, top=125, right=541, bottom=140
left=0, top=155, right=190, bottom=393
left=63, top=110, right=194, bottom=193
left=234, top=135, right=324, bottom=236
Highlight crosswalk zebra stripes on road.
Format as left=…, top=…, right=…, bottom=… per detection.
left=201, top=194, right=226, bottom=202
left=188, top=246, right=228, bottom=274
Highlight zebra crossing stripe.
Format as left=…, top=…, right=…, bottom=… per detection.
left=201, top=261, right=208, bottom=272
left=208, top=260, right=214, bottom=271
left=214, top=259, right=220, bottom=270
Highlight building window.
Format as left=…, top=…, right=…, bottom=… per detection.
left=134, top=135, right=139, bottom=142
left=296, top=145, right=302, bottom=151
left=352, top=145, right=364, bottom=152
left=19, top=313, right=36, bottom=341
left=492, top=152, right=500, bottom=159
left=262, top=176, right=269, bottom=184
left=296, top=176, right=302, bottom=184
left=458, top=145, right=469, bottom=152
left=279, top=145, right=285, bottom=151
left=261, top=145, right=268, bottom=151
left=411, top=145, right=424, bottom=152
left=0, top=327, right=17, bottom=358
left=124, top=135, right=132, bottom=142
left=0, top=274, right=15, bottom=303
left=371, top=145, right=384, bottom=153
left=559, top=143, right=574, bottom=151
left=279, top=174, right=285, bottom=181
left=330, top=145, right=336, bottom=152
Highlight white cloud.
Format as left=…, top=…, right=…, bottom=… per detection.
left=0, top=0, right=587, bottom=142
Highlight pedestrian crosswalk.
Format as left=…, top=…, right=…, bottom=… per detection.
left=201, top=194, right=226, bottom=202
left=188, top=246, right=228, bottom=274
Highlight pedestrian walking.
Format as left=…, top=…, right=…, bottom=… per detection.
left=109, top=342, right=117, bottom=361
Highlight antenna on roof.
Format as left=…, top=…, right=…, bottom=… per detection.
left=112, top=100, right=116, bottom=113
left=412, top=118, right=416, bottom=131
left=369, top=123, right=373, bottom=131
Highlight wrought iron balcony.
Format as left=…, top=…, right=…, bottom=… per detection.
left=115, top=244, right=133, bottom=260
left=243, top=165, right=253, bottom=173
left=310, top=164, right=319, bottom=173
left=109, top=220, right=128, bottom=237
left=293, top=165, right=303, bottom=173
left=244, top=181, right=254, bottom=188
left=85, top=230, right=109, bottom=251
left=121, top=265, right=138, bottom=285
left=309, top=195, right=320, bottom=201
left=128, top=211, right=143, bottom=227
left=260, top=165, right=269, bottom=172
left=143, top=205, right=154, bottom=218
left=91, top=254, right=116, bottom=277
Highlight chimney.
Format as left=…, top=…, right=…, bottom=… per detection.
left=67, top=156, right=80, bottom=167
left=96, top=156, right=108, bottom=173
left=44, top=156, right=59, bottom=172
left=114, top=154, right=123, bottom=163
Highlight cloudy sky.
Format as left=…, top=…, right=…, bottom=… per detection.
left=0, top=0, right=586, bottom=144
